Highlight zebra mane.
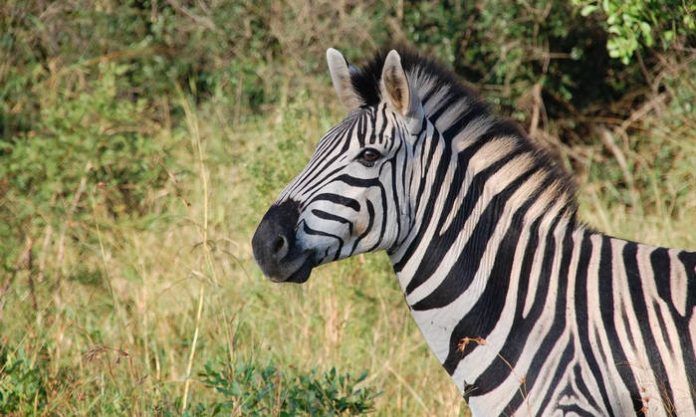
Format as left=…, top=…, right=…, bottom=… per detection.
left=350, top=47, right=480, bottom=110
left=350, top=47, right=579, bottom=218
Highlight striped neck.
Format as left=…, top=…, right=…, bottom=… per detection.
left=387, top=83, right=579, bottom=395
left=388, top=72, right=578, bottom=291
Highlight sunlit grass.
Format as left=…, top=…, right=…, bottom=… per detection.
left=2, top=67, right=694, bottom=415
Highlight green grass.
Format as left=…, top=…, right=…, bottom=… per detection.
left=2, top=78, right=694, bottom=415
left=0, top=91, right=469, bottom=416
left=0, top=3, right=694, bottom=414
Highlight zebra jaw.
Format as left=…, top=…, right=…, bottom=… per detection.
left=267, top=253, right=314, bottom=284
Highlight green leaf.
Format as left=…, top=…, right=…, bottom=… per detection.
left=580, top=4, right=598, bottom=16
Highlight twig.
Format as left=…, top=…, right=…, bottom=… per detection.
left=616, top=93, right=668, bottom=134
left=528, top=83, right=543, bottom=139
left=181, top=285, right=205, bottom=412
left=178, top=86, right=215, bottom=411
left=24, top=237, right=38, bottom=312
left=0, top=271, right=18, bottom=323
left=457, top=336, right=532, bottom=416
left=598, top=128, right=638, bottom=207
left=165, top=0, right=217, bottom=31
left=384, top=364, right=428, bottom=412
left=0, top=236, right=37, bottom=321
left=635, top=50, right=654, bottom=88
left=37, top=224, right=52, bottom=284
left=57, top=161, right=92, bottom=278
left=595, top=91, right=669, bottom=209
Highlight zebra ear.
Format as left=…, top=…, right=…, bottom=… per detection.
left=380, top=50, right=417, bottom=117
left=326, top=48, right=363, bottom=110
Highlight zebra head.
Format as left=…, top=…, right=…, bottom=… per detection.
left=252, top=48, right=426, bottom=283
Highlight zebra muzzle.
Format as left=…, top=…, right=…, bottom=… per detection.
left=252, top=200, right=314, bottom=283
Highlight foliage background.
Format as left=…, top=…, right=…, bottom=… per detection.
left=0, top=0, right=694, bottom=415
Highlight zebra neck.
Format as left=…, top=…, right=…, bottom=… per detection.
left=392, top=191, right=574, bottom=345
left=390, top=129, right=576, bottom=300
left=388, top=202, right=577, bottom=414
left=387, top=130, right=580, bottom=392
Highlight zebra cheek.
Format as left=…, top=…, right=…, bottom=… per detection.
left=355, top=219, right=368, bottom=237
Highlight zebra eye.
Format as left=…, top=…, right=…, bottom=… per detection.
left=357, top=148, right=382, bottom=166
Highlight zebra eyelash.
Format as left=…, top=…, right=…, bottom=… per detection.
left=356, top=147, right=382, bottom=167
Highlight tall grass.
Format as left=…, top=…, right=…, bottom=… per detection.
left=2, top=65, right=694, bottom=414
left=1, top=2, right=694, bottom=416
left=0, top=86, right=467, bottom=415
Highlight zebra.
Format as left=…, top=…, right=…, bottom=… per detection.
left=251, top=47, right=696, bottom=416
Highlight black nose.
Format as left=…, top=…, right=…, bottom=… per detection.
left=252, top=200, right=300, bottom=278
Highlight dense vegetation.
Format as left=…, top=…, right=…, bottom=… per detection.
left=1, top=1, right=694, bottom=415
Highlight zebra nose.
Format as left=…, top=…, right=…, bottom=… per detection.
left=252, top=200, right=301, bottom=278
left=271, top=235, right=289, bottom=259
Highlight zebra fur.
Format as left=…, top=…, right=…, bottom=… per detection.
left=252, top=47, right=696, bottom=416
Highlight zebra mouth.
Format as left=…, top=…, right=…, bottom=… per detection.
left=264, top=251, right=314, bottom=284
left=280, top=254, right=314, bottom=283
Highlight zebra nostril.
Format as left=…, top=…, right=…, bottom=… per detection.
left=272, top=235, right=288, bottom=258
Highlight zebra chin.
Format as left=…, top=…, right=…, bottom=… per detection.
left=264, top=253, right=315, bottom=284
left=251, top=199, right=316, bottom=284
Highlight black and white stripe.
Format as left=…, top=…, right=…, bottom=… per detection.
left=252, top=47, right=696, bottom=416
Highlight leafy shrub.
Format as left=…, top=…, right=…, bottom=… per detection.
left=189, top=361, right=377, bottom=416
left=398, top=0, right=694, bottom=141
left=0, top=61, right=179, bottom=272
left=574, top=0, right=696, bottom=64
left=0, top=347, right=48, bottom=415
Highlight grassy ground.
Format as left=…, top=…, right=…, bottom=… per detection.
left=1, top=90, right=470, bottom=416
left=1, top=5, right=694, bottom=413
left=2, top=75, right=695, bottom=415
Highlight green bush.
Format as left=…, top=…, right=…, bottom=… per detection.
left=574, top=0, right=696, bottom=64
left=0, top=345, right=377, bottom=416
left=188, top=361, right=377, bottom=417
left=0, top=0, right=383, bottom=273
left=399, top=0, right=694, bottom=124
left=0, top=61, right=179, bottom=272
left=0, top=347, right=48, bottom=415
